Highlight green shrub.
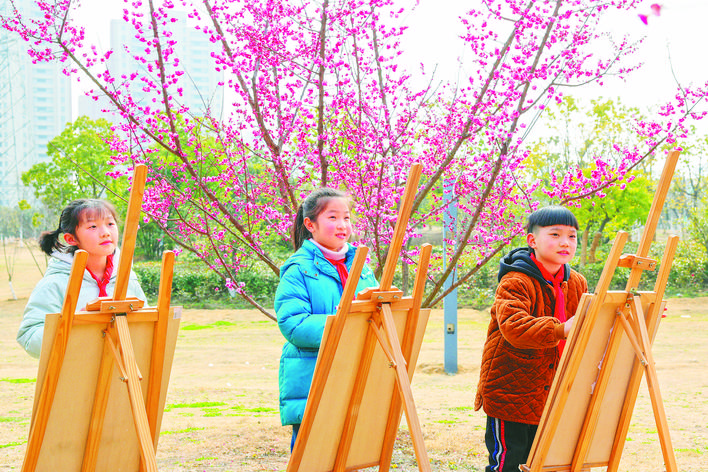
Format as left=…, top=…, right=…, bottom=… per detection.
left=581, top=240, right=708, bottom=297
left=134, top=261, right=279, bottom=309
left=134, top=238, right=708, bottom=311
left=457, top=286, right=495, bottom=310
left=665, top=242, right=708, bottom=296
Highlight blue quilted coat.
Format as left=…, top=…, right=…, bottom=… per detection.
left=275, top=239, right=378, bottom=426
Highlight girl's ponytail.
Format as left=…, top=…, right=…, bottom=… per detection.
left=291, top=204, right=310, bottom=250
left=291, top=187, right=347, bottom=250
left=38, top=228, right=63, bottom=256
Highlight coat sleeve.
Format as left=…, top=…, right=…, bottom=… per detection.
left=494, top=275, right=563, bottom=350
left=17, top=277, right=65, bottom=359
left=128, top=271, right=148, bottom=303
left=577, top=272, right=589, bottom=298
left=274, top=266, right=328, bottom=350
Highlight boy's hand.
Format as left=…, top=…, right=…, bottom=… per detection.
left=563, top=316, right=575, bottom=338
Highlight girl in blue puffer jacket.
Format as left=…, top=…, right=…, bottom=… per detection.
left=275, top=188, right=378, bottom=450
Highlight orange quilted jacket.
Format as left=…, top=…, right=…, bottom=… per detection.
left=474, top=248, right=587, bottom=424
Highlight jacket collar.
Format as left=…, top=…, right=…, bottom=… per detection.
left=48, top=247, right=122, bottom=282
left=498, top=247, right=570, bottom=285
left=281, top=239, right=355, bottom=278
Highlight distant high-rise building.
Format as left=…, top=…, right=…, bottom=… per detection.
left=85, top=11, right=223, bottom=121
left=2, top=5, right=223, bottom=208
left=0, top=0, right=72, bottom=208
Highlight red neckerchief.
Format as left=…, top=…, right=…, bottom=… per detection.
left=86, top=253, right=114, bottom=297
left=325, top=256, right=349, bottom=289
left=530, top=252, right=567, bottom=354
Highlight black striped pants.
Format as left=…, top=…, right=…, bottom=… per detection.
left=484, top=416, right=538, bottom=472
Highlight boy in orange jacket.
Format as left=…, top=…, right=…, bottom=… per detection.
left=475, top=206, right=588, bottom=472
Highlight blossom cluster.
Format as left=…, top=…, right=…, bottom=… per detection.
left=2, top=0, right=705, bottom=311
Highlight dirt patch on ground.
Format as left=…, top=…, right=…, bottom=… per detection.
left=1, top=294, right=707, bottom=471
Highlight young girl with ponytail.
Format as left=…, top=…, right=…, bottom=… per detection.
left=275, top=188, right=378, bottom=450
left=17, top=199, right=146, bottom=358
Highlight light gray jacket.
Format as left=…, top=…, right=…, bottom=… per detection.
left=17, top=249, right=146, bottom=358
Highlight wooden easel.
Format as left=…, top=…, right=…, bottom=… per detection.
left=287, top=163, right=433, bottom=472
left=522, top=150, right=681, bottom=472
left=22, top=164, right=180, bottom=471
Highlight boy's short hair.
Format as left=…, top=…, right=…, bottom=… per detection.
left=526, top=205, right=579, bottom=234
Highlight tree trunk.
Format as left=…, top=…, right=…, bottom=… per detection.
left=400, top=238, right=415, bottom=295
left=588, top=232, right=602, bottom=263
left=580, top=228, right=589, bottom=267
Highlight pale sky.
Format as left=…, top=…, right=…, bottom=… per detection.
left=70, top=1, right=708, bottom=115
left=398, top=0, right=708, bottom=108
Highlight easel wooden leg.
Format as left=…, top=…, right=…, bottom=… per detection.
left=81, top=326, right=117, bottom=472
left=371, top=315, right=404, bottom=472
left=113, top=165, right=146, bottom=300
left=629, top=297, right=678, bottom=472
left=114, top=315, right=158, bottom=472
left=379, top=245, right=432, bottom=472
left=22, top=251, right=87, bottom=472
left=607, top=236, right=679, bottom=471
left=378, top=164, right=422, bottom=291
left=145, top=250, right=175, bottom=452
left=380, top=304, right=431, bottom=472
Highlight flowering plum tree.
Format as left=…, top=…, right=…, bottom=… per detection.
left=2, top=0, right=706, bottom=317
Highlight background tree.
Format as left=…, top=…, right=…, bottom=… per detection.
left=572, top=176, right=653, bottom=265
left=679, top=136, right=708, bottom=254
left=689, top=198, right=708, bottom=256
left=3, top=0, right=707, bottom=317
left=526, top=96, right=660, bottom=265
left=661, top=131, right=708, bottom=239
left=22, top=116, right=126, bottom=213
left=22, top=116, right=167, bottom=260
left=1, top=200, right=46, bottom=299
left=526, top=97, right=657, bottom=180
left=0, top=203, right=39, bottom=240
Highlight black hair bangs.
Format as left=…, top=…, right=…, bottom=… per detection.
left=76, top=201, right=118, bottom=224
left=526, top=205, right=579, bottom=233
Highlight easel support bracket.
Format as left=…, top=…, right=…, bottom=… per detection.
left=368, top=316, right=399, bottom=369
left=617, top=254, right=657, bottom=271
left=615, top=306, right=649, bottom=367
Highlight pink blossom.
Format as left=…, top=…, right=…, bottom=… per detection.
left=2, top=0, right=704, bottom=313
